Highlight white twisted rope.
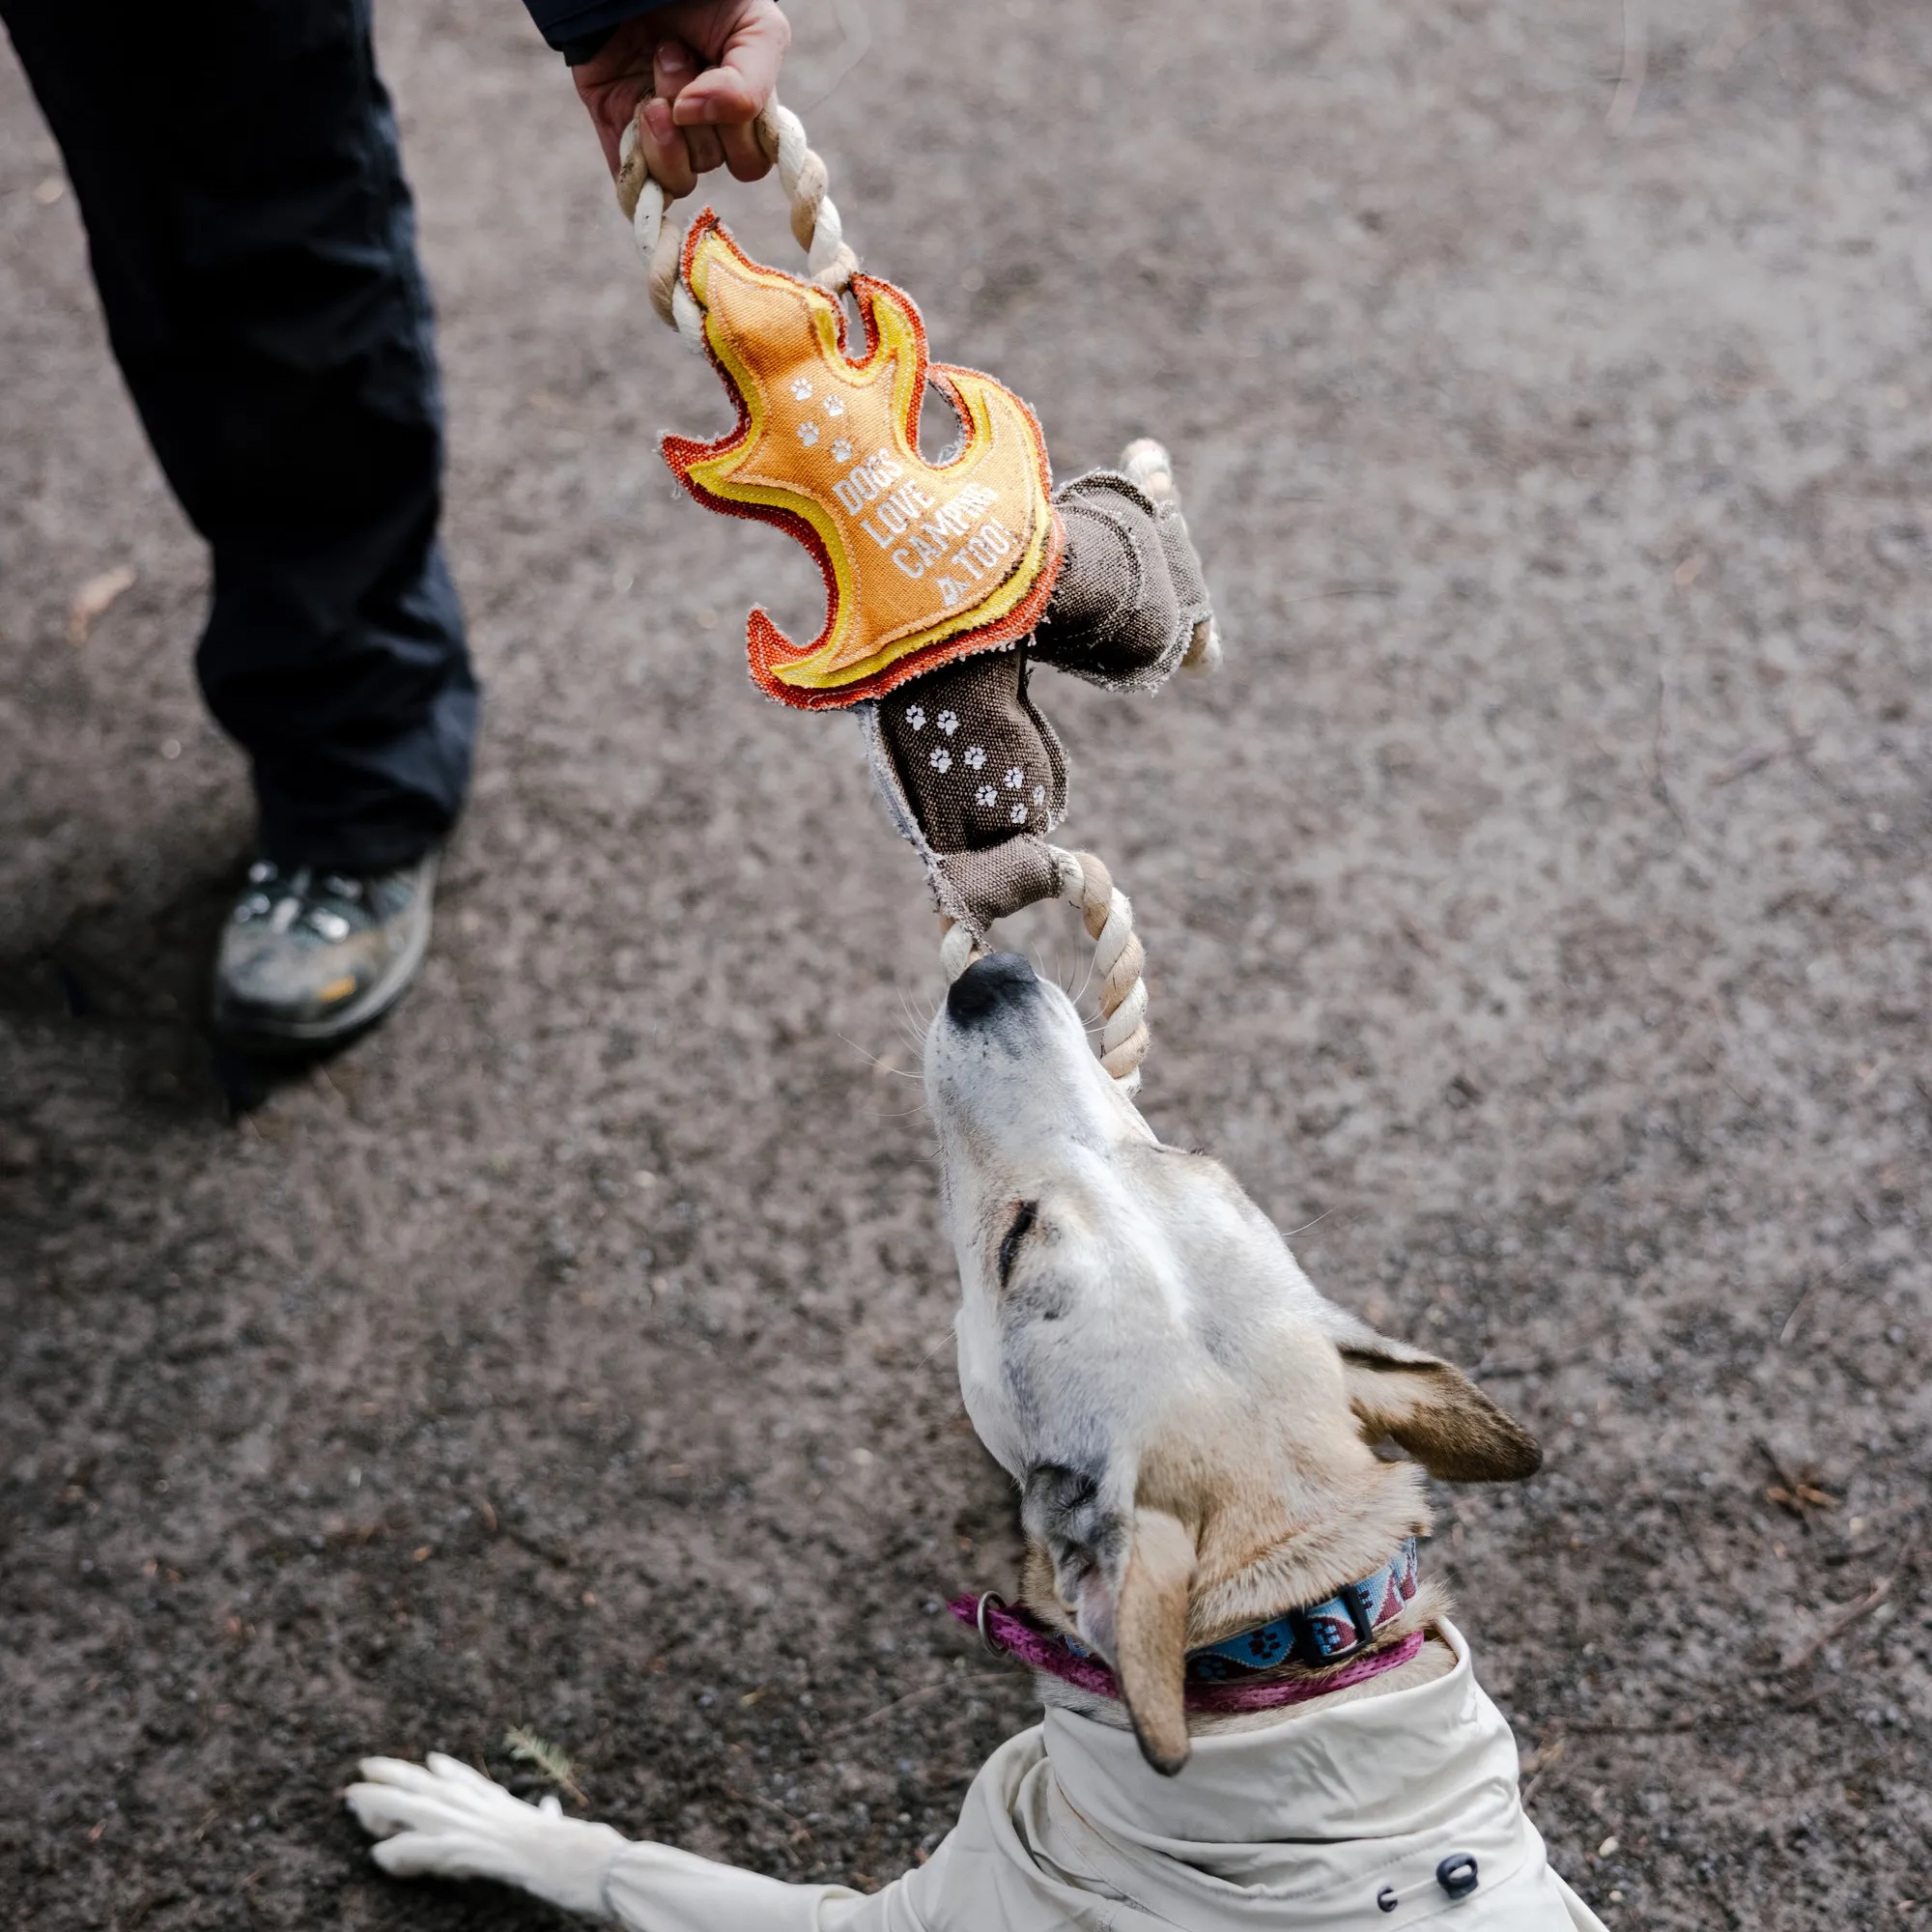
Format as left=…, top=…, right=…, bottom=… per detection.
left=1122, top=437, right=1222, bottom=674
left=611, top=108, right=1169, bottom=1101
left=939, top=848, right=1151, bottom=1099
left=616, top=95, right=858, bottom=356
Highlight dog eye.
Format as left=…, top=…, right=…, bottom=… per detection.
left=997, top=1200, right=1038, bottom=1287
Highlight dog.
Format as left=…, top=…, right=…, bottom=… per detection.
left=348, top=952, right=1607, bottom=1928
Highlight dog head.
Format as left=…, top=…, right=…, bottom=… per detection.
left=925, top=952, right=1541, bottom=1775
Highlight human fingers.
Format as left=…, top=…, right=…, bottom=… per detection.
left=657, top=37, right=725, bottom=179
left=672, top=0, right=790, bottom=123
left=682, top=119, right=727, bottom=180
left=655, top=32, right=737, bottom=173
left=719, top=116, right=772, bottom=183
left=639, top=94, right=697, bottom=199
left=571, top=17, right=670, bottom=176
left=654, top=38, right=698, bottom=108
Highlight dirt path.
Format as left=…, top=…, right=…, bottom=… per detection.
left=3, top=1, right=1928, bottom=1925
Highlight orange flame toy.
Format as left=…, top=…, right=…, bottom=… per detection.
left=664, top=213, right=1065, bottom=709
left=615, top=97, right=1221, bottom=1094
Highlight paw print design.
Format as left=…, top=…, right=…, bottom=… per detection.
left=963, top=746, right=986, bottom=770
left=790, top=376, right=813, bottom=401
left=797, top=420, right=820, bottom=448
left=976, top=784, right=999, bottom=808
left=938, top=710, right=959, bottom=735
left=831, top=438, right=853, bottom=464
left=1005, top=766, right=1025, bottom=790
left=1009, top=803, right=1029, bottom=825
left=929, top=747, right=952, bottom=773
left=904, top=703, right=926, bottom=731
left=824, top=396, right=845, bottom=417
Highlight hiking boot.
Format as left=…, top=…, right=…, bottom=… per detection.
left=213, top=851, right=440, bottom=1050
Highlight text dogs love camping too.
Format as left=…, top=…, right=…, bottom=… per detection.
left=833, top=448, right=1014, bottom=606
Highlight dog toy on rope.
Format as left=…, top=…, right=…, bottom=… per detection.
left=614, top=98, right=1220, bottom=1097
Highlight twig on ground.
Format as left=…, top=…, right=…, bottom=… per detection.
left=66, top=564, right=136, bottom=643
left=1764, top=1478, right=1838, bottom=1519
left=1396, top=915, right=1439, bottom=961
left=1776, top=1264, right=1847, bottom=1349
left=725, top=1784, right=814, bottom=1848
left=1668, top=1496, right=1727, bottom=1585
left=1781, top=1548, right=1914, bottom=1672
left=1652, top=666, right=1696, bottom=843
left=500, top=1521, right=577, bottom=1568
left=821, top=1671, right=1010, bottom=1741
left=1277, top=581, right=1400, bottom=607
left=1753, top=1435, right=1803, bottom=1492
left=1561, top=1711, right=1754, bottom=1734
left=503, top=1726, right=587, bottom=1804
left=1520, top=1735, right=1566, bottom=1806
left=1606, top=0, right=1647, bottom=134
left=1753, top=1437, right=1836, bottom=1525
left=1709, top=734, right=1814, bottom=786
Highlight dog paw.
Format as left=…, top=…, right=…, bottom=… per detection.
left=346, top=1752, right=625, bottom=1914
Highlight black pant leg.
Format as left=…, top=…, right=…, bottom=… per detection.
left=2, top=0, right=478, bottom=871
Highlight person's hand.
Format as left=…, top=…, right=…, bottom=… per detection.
left=573, top=1, right=791, bottom=197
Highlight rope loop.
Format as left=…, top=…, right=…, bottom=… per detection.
left=939, top=847, right=1151, bottom=1099
left=1122, top=438, right=1221, bottom=673
left=613, top=103, right=1152, bottom=1100
left=617, top=93, right=856, bottom=355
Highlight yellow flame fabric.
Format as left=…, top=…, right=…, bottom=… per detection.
left=663, top=214, right=1065, bottom=709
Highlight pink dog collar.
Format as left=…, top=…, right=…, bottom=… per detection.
left=950, top=1595, right=1427, bottom=1716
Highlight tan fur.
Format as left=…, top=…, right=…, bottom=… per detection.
left=347, top=958, right=1561, bottom=1918
left=1339, top=1351, right=1543, bottom=1484
left=926, top=959, right=1543, bottom=1771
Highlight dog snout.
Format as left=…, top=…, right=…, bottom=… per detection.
left=947, top=951, right=1038, bottom=1025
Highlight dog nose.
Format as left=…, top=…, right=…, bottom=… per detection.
left=947, top=951, right=1037, bottom=1024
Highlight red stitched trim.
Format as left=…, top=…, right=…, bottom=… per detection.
left=659, top=213, right=1066, bottom=713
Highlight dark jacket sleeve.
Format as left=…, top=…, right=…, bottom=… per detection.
left=524, top=0, right=679, bottom=57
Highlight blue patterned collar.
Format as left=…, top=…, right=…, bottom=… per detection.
left=1022, top=1538, right=1423, bottom=1681
left=1048, top=1537, right=1422, bottom=1679
left=1181, top=1537, right=1421, bottom=1680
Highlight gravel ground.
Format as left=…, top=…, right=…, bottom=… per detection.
left=3, top=0, right=1929, bottom=1926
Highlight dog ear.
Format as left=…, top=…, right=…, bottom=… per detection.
left=1112, top=1508, right=1198, bottom=1776
left=1335, top=1333, right=1542, bottom=1483
left=1022, top=1469, right=1199, bottom=1775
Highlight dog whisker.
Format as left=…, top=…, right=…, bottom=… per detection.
left=835, top=1029, right=896, bottom=1071
left=1282, top=1208, right=1337, bottom=1238
left=915, top=1331, right=956, bottom=1369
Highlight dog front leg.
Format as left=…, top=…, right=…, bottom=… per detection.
left=348, top=1753, right=628, bottom=1918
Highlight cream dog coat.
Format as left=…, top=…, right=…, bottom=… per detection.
left=589, top=1626, right=1605, bottom=1931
